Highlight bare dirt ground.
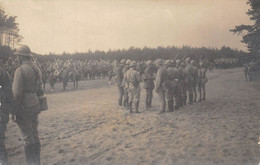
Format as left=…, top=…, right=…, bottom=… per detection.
left=5, top=68, right=260, bottom=165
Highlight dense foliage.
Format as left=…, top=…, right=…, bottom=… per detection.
left=231, top=0, right=260, bottom=56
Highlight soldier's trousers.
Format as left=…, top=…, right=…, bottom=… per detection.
left=117, top=86, right=124, bottom=107
left=16, top=106, right=41, bottom=165
left=198, top=83, right=206, bottom=101
left=182, top=84, right=188, bottom=105
left=145, top=89, right=153, bottom=108
left=0, top=111, right=9, bottom=165
left=178, top=84, right=183, bottom=107
left=187, top=83, right=193, bottom=104
left=129, top=87, right=141, bottom=112
left=157, top=88, right=166, bottom=112
left=192, top=83, right=197, bottom=102
left=123, top=87, right=129, bottom=109
left=165, top=88, right=174, bottom=112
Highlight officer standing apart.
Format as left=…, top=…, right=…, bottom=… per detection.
left=12, top=45, right=44, bottom=165
left=155, top=59, right=168, bottom=113
left=143, top=60, right=155, bottom=111
left=126, top=61, right=142, bottom=113
left=0, top=64, right=13, bottom=165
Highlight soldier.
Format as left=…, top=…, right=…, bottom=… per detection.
left=12, top=45, right=44, bottom=165
left=122, top=59, right=131, bottom=110
left=165, top=60, right=179, bottom=112
left=244, top=63, right=249, bottom=82
left=198, top=61, right=208, bottom=101
left=176, top=59, right=184, bottom=108
left=0, top=65, right=13, bottom=165
left=181, top=62, right=189, bottom=106
left=115, top=59, right=125, bottom=109
left=190, top=60, right=198, bottom=103
left=126, top=61, right=142, bottom=113
left=155, top=59, right=167, bottom=113
left=143, top=60, right=155, bottom=111
left=185, top=57, right=194, bottom=104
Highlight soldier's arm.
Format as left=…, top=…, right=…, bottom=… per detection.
left=12, top=68, right=24, bottom=104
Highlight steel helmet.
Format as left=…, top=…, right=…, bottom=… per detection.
left=126, top=59, right=131, bottom=65
left=185, top=57, right=191, bottom=63
left=176, top=59, right=181, bottom=64
left=165, top=59, right=172, bottom=66
left=14, top=45, right=32, bottom=57
left=130, top=61, right=137, bottom=67
left=146, top=60, right=153, bottom=65
left=190, top=60, right=196, bottom=65
left=155, top=59, right=163, bottom=66
left=120, top=59, right=126, bottom=64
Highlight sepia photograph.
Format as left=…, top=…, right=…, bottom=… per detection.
left=0, top=0, right=259, bottom=165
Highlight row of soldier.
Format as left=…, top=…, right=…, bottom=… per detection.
left=115, top=57, right=208, bottom=113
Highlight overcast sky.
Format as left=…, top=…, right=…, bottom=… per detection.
left=1, top=0, right=251, bottom=54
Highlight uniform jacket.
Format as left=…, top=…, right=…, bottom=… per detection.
left=12, top=61, right=43, bottom=109
left=155, top=66, right=167, bottom=92
left=143, top=65, right=155, bottom=89
left=115, top=64, right=124, bottom=87
left=126, top=68, right=142, bottom=89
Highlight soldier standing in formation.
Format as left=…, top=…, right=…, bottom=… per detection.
left=0, top=64, right=13, bottom=165
left=125, top=61, right=142, bottom=113
left=198, top=61, right=208, bottom=101
left=12, top=45, right=44, bottom=165
left=115, top=60, right=125, bottom=109
left=176, top=59, right=184, bottom=108
left=122, top=59, right=131, bottom=110
left=190, top=60, right=198, bottom=103
left=155, top=59, right=168, bottom=113
left=143, top=60, right=155, bottom=111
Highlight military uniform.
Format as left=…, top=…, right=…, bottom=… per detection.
left=155, top=60, right=167, bottom=113
left=165, top=64, right=179, bottom=112
left=143, top=63, right=155, bottom=110
left=125, top=62, right=142, bottom=113
left=198, top=66, right=207, bottom=101
left=0, top=67, right=13, bottom=165
left=122, top=65, right=130, bottom=110
left=185, top=62, right=194, bottom=104
left=115, top=64, right=124, bottom=108
left=191, top=62, right=198, bottom=102
left=13, top=45, right=43, bottom=165
left=176, top=61, right=184, bottom=107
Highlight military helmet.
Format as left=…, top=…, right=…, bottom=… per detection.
left=120, top=59, right=126, bottom=64
left=155, top=59, right=163, bottom=66
left=185, top=57, right=191, bottom=63
left=146, top=60, right=153, bottom=65
left=130, top=61, right=137, bottom=67
left=126, top=59, right=131, bottom=65
left=176, top=59, right=181, bottom=64
left=14, top=45, right=32, bottom=57
left=190, top=60, right=196, bottom=65
left=165, top=59, right=172, bottom=66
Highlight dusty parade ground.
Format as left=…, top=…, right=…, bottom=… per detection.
left=5, top=68, right=260, bottom=165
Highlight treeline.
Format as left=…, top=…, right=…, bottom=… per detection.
left=0, top=7, right=22, bottom=49
left=0, top=45, right=251, bottom=66
left=34, top=45, right=249, bottom=64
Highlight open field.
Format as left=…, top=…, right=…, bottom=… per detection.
left=5, top=68, right=260, bottom=165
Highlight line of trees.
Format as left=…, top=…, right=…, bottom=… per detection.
left=0, top=7, right=22, bottom=49
left=33, top=45, right=248, bottom=66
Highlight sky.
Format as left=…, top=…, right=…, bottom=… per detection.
left=1, top=0, right=252, bottom=54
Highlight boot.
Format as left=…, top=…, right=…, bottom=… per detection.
left=25, top=143, right=40, bottom=165
left=189, top=94, right=193, bottom=105
left=129, top=102, right=133, bottom=113
left=167, top=100, right=173, bottom=112
left=198, top=92, right=202, bottom=102
left=135, top=101, right=140, bottom=113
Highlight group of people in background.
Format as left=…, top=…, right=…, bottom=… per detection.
left=115, top=57, right=208, bottom=113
